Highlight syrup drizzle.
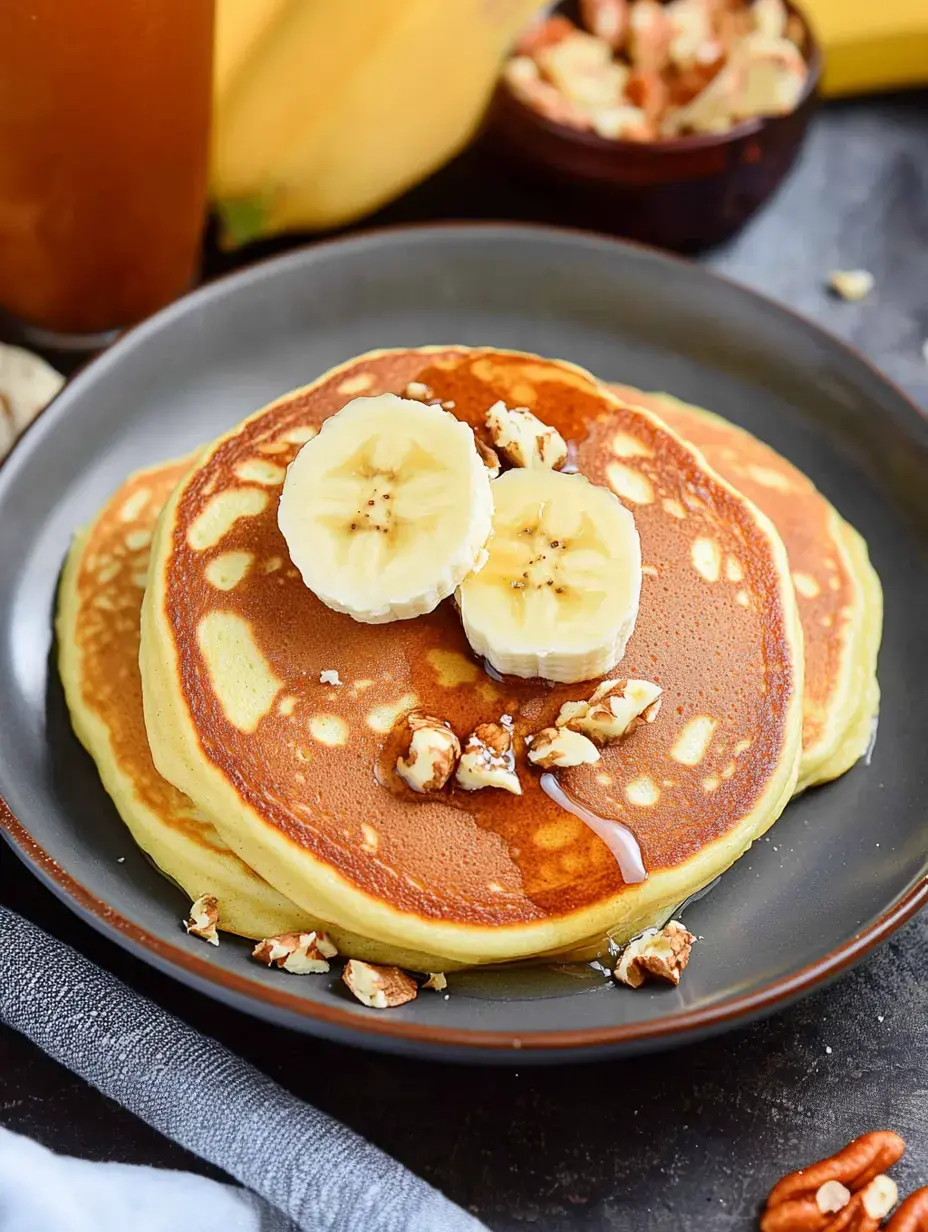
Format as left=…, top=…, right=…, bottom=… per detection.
left=480, top=657, right=505, bottom=683
left=539, top=772, right=647, bottom=884
left=864, top=715, right=879, bottom=766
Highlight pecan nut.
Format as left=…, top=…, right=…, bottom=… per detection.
left=886, top=1188, right=928, bottom=1232
left=762, top=1132, right=905, bottom=1232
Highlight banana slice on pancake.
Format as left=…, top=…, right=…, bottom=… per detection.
left=458, top=468, right=641, bottom=683
left=278, top=393, right=494, bottom=624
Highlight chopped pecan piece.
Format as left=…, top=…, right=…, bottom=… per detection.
left=627, top=0, right=673, bottom=73
left=557, top=678, right=662, bottom=745
left=473, top=431, right=501, bottom=479
left=396, top=713, right=460, bottom=793
left=614, top=920, right=694, bottom=987
left=485, top=400, right=568, bottom=471
left=592, top=103, right=653, bottom=140
left=185, top=895, right=219, bottom=946
left=579, top=0, right=629, bottom=51
left=456, top=718, right=521, bottom=794
left=252, top=931, right=337, bottom=975
left=404, top=380, right=434, bottom=402
left=752, top=0, right=787, bottom=40
left=343, top=960, right=418, bottom=1009
left=537, top=32, right=630, bottom=110
left=504, top=55, right=594, bottom=129
left=527, top=726, right=601, bottom=769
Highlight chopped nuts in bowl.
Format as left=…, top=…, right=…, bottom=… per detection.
left=486, top=0, right=821, bottom=250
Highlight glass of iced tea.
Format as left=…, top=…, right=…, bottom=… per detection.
left=0, top=0, right=214, bottom=348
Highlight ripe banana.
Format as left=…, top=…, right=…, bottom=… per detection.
left=458, top=468, right=641, bottom=684
left=278, top=394, right=494, bottom=624
left=212, top=0, right=548, bottom=243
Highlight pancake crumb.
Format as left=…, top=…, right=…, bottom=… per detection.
left=827, top=269, right=874, bottom=302
left=319, top=669, right=342, bottom=686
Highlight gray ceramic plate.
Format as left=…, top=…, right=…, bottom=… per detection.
left=1, top=225, right=926, bottom=1063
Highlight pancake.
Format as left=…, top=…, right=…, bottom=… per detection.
left=610, top=386, right=882, bottom=793
left=56, top=458, right=457, bottom=968
left=56, top=458, right=320, bottom=940
left=140, top=347, right=804, bottom=967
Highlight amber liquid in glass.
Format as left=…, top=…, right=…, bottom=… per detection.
left=0, top=0, right=214, bottom=338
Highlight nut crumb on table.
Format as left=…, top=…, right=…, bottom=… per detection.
left=827, top=269, right=874, bottom=302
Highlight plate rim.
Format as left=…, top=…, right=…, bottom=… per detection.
left=4, top=796, right=927, bottom=1054
left=2, top=220, right=927, bottom=1058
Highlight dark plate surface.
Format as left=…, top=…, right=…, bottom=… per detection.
left=0, top=224, right=925, bottom=1062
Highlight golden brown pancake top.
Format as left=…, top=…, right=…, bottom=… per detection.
left=161, top=350, right=797, bottom=927
left=611, top=385, right=857, bottom=758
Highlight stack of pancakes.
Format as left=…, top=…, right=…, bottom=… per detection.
left=57, top=348, right=881, bottom=973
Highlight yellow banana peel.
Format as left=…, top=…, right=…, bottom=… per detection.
left=803, top=0, right=928, bottom=97
left=212, top=0, right=545, bottom=246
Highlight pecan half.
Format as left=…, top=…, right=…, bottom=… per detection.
left=886, top=1188, right=928, bottom=1232
left=762, top=1132, right=905, bottom=1232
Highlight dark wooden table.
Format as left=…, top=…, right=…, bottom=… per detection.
left=2, top=92, right=927, bottom=1230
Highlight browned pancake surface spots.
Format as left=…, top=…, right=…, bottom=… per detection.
left=165, top=351, right=795, bottom=926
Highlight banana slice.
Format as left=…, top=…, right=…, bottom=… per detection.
left=278, top=394, right=494, bottom=624
left=458, top=469, right=641, bottom=683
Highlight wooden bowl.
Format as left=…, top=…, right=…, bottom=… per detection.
left=484, top=0, right=822, bottom=252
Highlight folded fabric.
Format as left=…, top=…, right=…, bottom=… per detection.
left=0, top=1127, right=293, bottom=1232
left=0, top=906, right=486, bottom=1232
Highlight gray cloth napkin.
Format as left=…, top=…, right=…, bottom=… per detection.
left=0, top=905, right=487, bottom=1232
